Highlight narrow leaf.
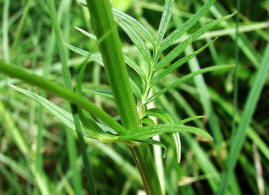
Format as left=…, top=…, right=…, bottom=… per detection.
left=157, top=13, right=235, bottom=69
left=148, top=65, right=234, bottom=103
left=153, top=38, right=217, bottom=83
left=10, top=84, right=105, bottom=138
left=161, top=0, right=215, bottom=51
left=145, top=108, right=173, bottom=124
left=112, top=8, right=155, bottom=45
left=65, top=42, right=146, bottom=81
left=75, top=26, right=97, bottom=40
left=156, top=0, right=174, bottom=44
left=77, top=0, right=155, bottom=45
left=108, top=124, right=213, bottom=141
left=217, top=43, right=269, bottom=195
left=83, top=89, right=114, bottom=99
left=178, top=116, right=206, bottom=124
left=115, top=16, right=152, bottom=64
left=64, top=42, right=103, bottom=65
left=0, top=61, right=125, bottom=133
left=129, top=79, right=143, bottom=101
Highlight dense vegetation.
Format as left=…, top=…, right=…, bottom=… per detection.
left=0, top=0, right=268, bottom=194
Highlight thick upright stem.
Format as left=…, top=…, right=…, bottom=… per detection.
left=86, top=0, right=162, bottom=194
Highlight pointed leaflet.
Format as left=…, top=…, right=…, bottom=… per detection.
left=64, top=43, right=144, bottom=99
left=145, top=108, right=181, bottom=163
left=100, top=124, right=213, bottom=142
left=156, top=0, right=174, bottom=44
left=153, top=38, right=217, bottom=84
left=64, top=42, right=103, bottom=64
left=64, top=42, right=146, bottom=82
left=145, top=108, right=173, bottom=124
left=75, top=26, right=97, bottom=40
left=83, top=89, right=113, bottom=99
left=156, top=13, right=235, bottom=70
left=0, top=60, right=125, bottom=133
left=178, top=116, right=206, bottom=124
left=112, top=8, right=155, bottom=45
left=161, top=0, right=215, bottom=51
left=148, top=65, right=234, bottom=103
left=115, top=16, right=152, bottom=65
left=9, top=84, right=111, bottom=139
left=76, top=0, right=155, bottom=45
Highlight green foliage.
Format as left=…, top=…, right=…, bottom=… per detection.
left=0, top=0, right=268, bottom=194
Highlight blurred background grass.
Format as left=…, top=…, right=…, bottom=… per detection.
left=0, top=0, right=269, bottom=194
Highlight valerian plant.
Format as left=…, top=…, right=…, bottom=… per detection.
left=0, top=0, right=235, bottom=194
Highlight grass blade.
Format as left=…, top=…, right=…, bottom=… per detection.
left=72, top=109, right=97, bottom=194
left=12, top=0, right=33, bottom=49
left=208, top=87, right=269, bottom=162
left=217, top=43, right=269, bottom=195
left=0, top=154, right=31, bottom=182
left=0, top=101, right=28, bottom=155
left=47, top=0, right=99, bottom=192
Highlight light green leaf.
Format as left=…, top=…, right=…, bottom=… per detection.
left=9, top=84, right=115, bottom=139
left=217, top=43, right=269, bottom=194
left=145, top=108, right=173, bottom=124
left=112, top=8, right=155, bottom=45
left=64, top=42, right=103, bottom=65
left=110, top=124, right=213, bottom=141
left=75, top=26, right=97, bottom=40
left=178, top=116, right=206, bottom=124
left=115, top=16, right=152, bottom=65
left=129, top=79, right=143, bottom=101
left=83, top=89, right=114, bottom=99
left=65, top=42, right=146, bottom=81
left=148, top=65, right=234, bottom=103
left=141, top=117, right=155, bottom=126
left=161, top=0, right=215, bottom=51
left=156, top=0, right=174, bottom=44
left=145, top=108, right=181, bottom=162
left=157, top=13, right=235, bottom=69
left=153, top=38, right=217, bottom=83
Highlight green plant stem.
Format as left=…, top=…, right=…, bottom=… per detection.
left=86, top=0, right=162, bottom=194
left=0, top=60, right=124, bottom=134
